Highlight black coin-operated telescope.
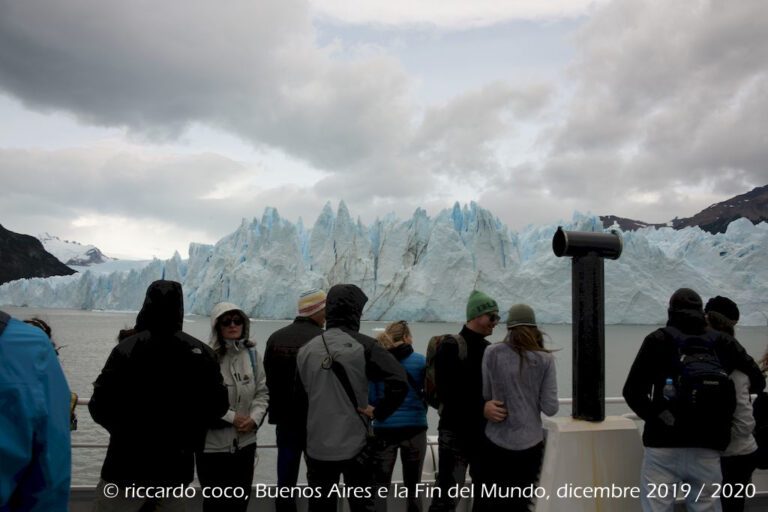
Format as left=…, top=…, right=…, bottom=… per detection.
left=553, top=227, right=622, bottom=421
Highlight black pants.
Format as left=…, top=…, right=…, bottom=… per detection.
left=196, top=443, right=256, bottom=512
left=372, top=430, right=427, bottom=512
left=276, top=424, right=306, bottom=512
left=721, top=451, right=757, bottom=512
left=428, top=430, right=486, bottom=512
left=306, top=449, right=375, bottom=512
left=476, top=440, right=544, bottom=512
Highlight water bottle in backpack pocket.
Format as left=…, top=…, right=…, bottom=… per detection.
left=663, top=326, right=736, bottom=451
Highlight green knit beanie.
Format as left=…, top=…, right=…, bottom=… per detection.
left=466, top=290, right=499, bottom=321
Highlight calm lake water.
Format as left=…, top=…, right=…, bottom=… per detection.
left=3, top=306, right=767, bottom=486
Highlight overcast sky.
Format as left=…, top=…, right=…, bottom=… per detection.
left=1, top=0, right=765, bottom=259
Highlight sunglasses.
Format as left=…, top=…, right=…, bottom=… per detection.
left=487, top=313, right=500, bottom=323
left=219, top=316, right=243, bottom=327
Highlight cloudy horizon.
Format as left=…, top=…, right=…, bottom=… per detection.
left=1, top=0, right=765, bottom=260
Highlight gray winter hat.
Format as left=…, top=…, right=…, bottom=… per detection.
left=506, top=304, right=537, bottom=328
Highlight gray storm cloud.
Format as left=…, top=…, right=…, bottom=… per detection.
left=0, top=1, right=546, bottom=201
left=0, top=0, right=765, bottom=254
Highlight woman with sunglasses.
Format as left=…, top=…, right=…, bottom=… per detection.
left=197, top=302, right=269, bottom=512
left=369, top=320, right=428, bottom=512
left=480, top=304, right=558, bottom=512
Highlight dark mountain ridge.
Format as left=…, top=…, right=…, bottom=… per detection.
left=0, top=224, right=76, bottom=285
left=601, top=184, right=768, bottom=234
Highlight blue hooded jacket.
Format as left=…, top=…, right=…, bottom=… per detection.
left=0, top=311, right=71, bottom=512
left=369, top=344, right=427, bottom=429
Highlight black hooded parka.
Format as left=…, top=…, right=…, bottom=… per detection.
left=89, top=280, right=228, bottom=486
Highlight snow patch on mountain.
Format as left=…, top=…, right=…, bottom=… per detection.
left=38, top=233, right=114, bottom=266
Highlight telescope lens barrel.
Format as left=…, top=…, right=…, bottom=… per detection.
left=552, top=227, right=623, bottom=260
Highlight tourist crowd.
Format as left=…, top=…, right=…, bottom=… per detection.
left=1, top=281, right=767, bottom=512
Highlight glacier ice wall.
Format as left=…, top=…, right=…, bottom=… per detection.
left=1, top=202, right=767, bottom=325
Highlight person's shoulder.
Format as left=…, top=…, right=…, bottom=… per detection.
left=409, top=351, right=427, bottom=364
left=485, top=341, right=504, bottom=353
left=534, top=349, right=556, bottom=364
left=710, top=328, right=739, bottom=346
left=266, top=322, right=294, bottom=342
left=268, top=320, right=323, bottom=344
left=297, top=332, right=323, bottom=354
left=436, top=333, right=463, bottom=347
left=0, top=317, right=54, bottom=363
left=2, top=316, right=50, bottom=346
left=642, top=327, right=669, bottom=344
left=433, top=334, right=462, bottom=357
left=176, top=331, right=217, bottom=358
left=247, top=344, right=263, bottom=361
left=342, top=328, right=377, bottom=349
left=483, top=342, right=516, bottom=362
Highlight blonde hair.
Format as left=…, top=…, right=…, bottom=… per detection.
left=385, top=320, right=410, bottom=343
left=376, top=332, right=398, bottom=350
left=504, top=325, right=552, bottom=373
left=376, top=320, right=411, bottom=350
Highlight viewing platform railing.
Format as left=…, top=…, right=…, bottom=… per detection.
left=70, top=396, right=639, bottom=449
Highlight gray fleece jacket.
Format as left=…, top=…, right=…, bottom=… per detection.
left=296, top=284, right=408, bottom=461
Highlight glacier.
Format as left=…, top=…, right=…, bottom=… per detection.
left=1, top=202, right=767, bottom=326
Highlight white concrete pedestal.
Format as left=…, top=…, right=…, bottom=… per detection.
left=535, top=416, right=644, bottom=512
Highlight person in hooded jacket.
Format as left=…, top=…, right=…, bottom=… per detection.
left=369, top=320, right=428, bottom=512
left=704, top=296, right=758, bottom=512
left=89, top=280, right=228, bottom=512
left=623, top=288, right=765, bottom=512
left=296, top=284, right=408, bottom=512
left=196, top=302, right=269, bottom=512
left=1, top=311, right=71, bottom=512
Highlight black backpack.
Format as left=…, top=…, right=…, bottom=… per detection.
left=663, top=326, right=736, bottom=451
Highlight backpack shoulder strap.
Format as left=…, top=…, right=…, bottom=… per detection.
left=662, top=325, right=709, bottom=354
left=453, top=334, right=468, bottom=361
left=320, top=334, right=370, bottom=432
left=662, top=325, right=683, bottom=342
left=247, top=348, right=257, bottom=377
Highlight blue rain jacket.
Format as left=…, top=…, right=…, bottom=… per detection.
left=0, top=312, right=71, bottom=511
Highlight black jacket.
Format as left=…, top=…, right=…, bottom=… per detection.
left=89, top=280, right=228, bottom=486
left=435, top=325, right=490, bottom=438
left=264, top=316, right=324, bottom=425
left=623, top=310, right=765, bottom=450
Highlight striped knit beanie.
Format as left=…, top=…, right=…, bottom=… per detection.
left=298, top=288, right=327, bottom=317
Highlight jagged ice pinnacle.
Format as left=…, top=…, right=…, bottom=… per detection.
left=1, top=202, right=766, bottom=325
